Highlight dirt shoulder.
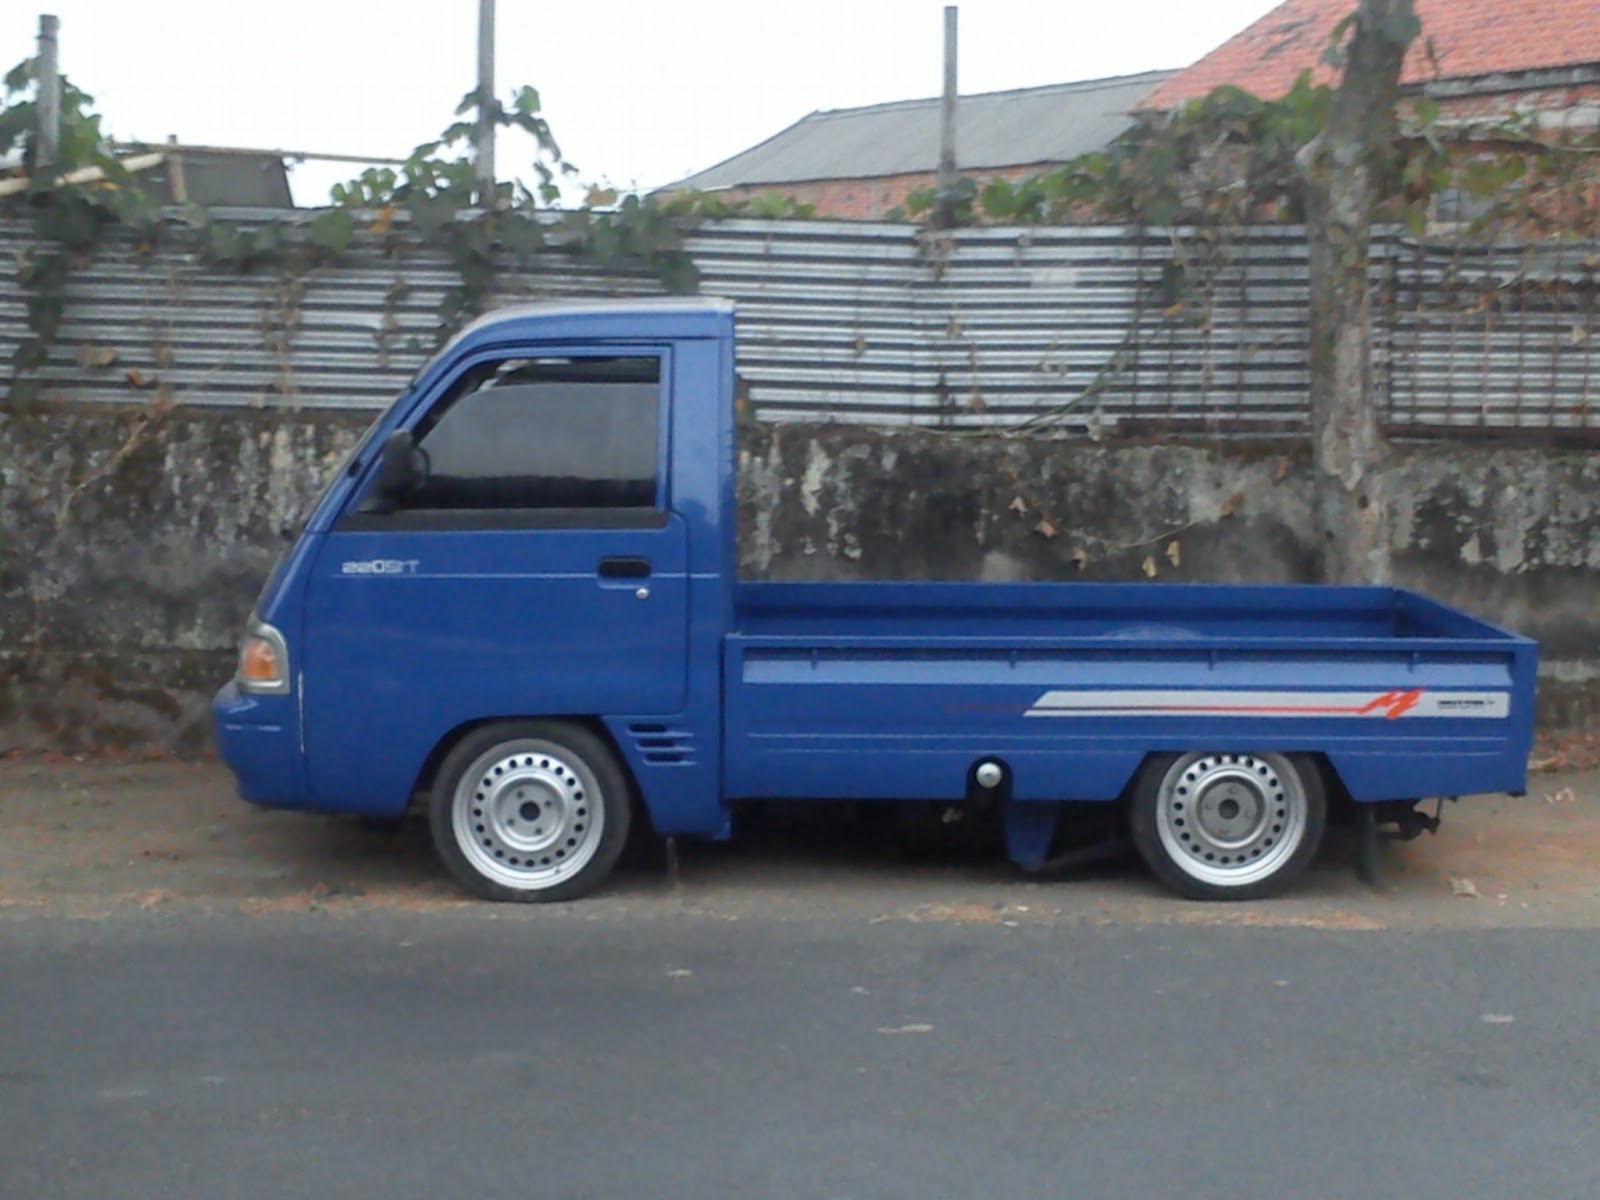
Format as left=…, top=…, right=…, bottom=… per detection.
left=2, top=759, right=1598, bottom=928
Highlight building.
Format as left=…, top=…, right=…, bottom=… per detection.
left=1, top=142, right=293, bottom=208
left=1142, top=0, right=1600, bottom=128
left=669, top=71, right=1173, bottom=220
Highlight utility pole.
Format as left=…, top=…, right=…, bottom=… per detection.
left=37, top=14, right=61, bottom=170
left=475, top=0, right=496, bottom=207
left=935, top=5, right=958, bottom=226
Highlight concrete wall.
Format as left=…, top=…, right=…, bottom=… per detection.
left=0, top=405, right=368, bottom=753
left=4, top=404, right=1597, bottom=753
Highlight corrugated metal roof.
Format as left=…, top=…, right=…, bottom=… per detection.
left=673, top=71, right=1174, bottom=190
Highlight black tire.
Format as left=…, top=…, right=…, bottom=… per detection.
left=429, top=719, right=633, bottom=902
left=1128, top=751, right=1327, bottom=901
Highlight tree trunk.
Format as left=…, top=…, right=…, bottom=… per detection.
left=1299, top=0, right=1416, bottom=584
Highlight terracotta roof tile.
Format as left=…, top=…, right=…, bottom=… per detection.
left=1144, top=0, right=1600, bottom=108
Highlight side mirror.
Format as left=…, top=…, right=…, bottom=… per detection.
left=365, top=430, right=422, bottom=513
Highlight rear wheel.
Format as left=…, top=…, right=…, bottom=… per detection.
left=429, top=720, right=632, bottom=902
left=1129, top=751, right=1326, bottom=901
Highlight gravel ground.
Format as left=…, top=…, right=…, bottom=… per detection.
left=3, top=758, right=1599, bottom=928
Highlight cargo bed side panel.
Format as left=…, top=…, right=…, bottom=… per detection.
left=721, top=637, right=1533, bottom=804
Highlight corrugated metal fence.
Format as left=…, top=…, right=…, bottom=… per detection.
left=2, top=212, right=1596, bottom=434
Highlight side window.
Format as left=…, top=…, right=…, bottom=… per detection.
left=399, top=355, right=661, bottom=511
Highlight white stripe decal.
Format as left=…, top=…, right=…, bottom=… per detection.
left=1023, top=689, right=1510, bottom=720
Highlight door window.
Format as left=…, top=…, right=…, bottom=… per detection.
left=374, top=355, right=662, bottom=514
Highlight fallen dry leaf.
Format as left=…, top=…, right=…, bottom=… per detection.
left=1451, top=876, right=1480, bottom=898
left=1142, top=555, right=1158, bottom=579
left=1035, top=518, right=1057, bottom=539
left=77, top=344, right=119, bottom=369
left=1072, top=547, right=1088, bottom=571
left=1009, top=495, right=1028, bottom=515
left=1166, top=540, right=1181, bottom=567
left=1544, top=787, right=1576, bottom=805
left=1272, top=456, right=1291, bottom=484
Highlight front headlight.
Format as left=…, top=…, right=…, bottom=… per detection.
left=236, top=621, right=291, bottom=694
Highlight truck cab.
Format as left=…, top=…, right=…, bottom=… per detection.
left=215, top=298, right=1537, bottom=903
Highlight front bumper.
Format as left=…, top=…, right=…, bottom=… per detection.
left=212, top=680, right=308, bottom=809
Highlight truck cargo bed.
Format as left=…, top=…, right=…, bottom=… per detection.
left=724, top=582, right=1537, bottom=805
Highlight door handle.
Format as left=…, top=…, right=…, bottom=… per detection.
left=598, top=556, right=651, bottom=579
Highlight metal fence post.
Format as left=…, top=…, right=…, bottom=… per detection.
left=37, top=14, right=61, bottom=170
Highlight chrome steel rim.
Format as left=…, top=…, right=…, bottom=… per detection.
left=452, top=739, right=605, bottom=890
left=1154, top=752, right=1307, bottom=888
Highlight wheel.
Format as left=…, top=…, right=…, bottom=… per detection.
left=1128, top=751, right=1326, bottom=901
left=429, top=720, right=632, bottom=902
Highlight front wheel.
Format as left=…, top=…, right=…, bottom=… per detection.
left=1129, top=751, right=1326, bottom=901
left=429, top=720, right=632, bottom=902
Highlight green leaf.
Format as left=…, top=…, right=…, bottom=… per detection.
left=1378, top=7, right=1422, bottom=47
left=654, top=253, right=700, bottom=295
left=410, top=195, right=458, bottom=237
left=1322, top=14, right=1356, bottom=65
left=499, top=214, right=545, bottom=258
left=252, top=219, right=286, bottom=259
left=3, top=57, right=34, bottom=93
left=309, top=208, right=355, bottom=254
left=979, top=178, right=1018, bottom=220
left=1141, top=191, right=1182, bottom=226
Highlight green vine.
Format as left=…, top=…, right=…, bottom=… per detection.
left=0, top=59, right=817, bottom=406
left=891, top=71, right=1599, bottom=240
left=1, top=58, right=160, bottom=404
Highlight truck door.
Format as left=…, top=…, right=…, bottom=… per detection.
left=299, top=349, right=689, bottom=808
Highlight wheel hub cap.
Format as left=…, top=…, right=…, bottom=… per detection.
left=1154, top=752, right=1308, bottom=888
left=452, top=741, right=605, bottom=890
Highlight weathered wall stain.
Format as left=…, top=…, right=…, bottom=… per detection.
left=4, top=406, right=1598, bottom=752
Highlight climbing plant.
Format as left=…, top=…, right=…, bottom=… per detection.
left=0, top=58, right=814, bottom=406
left=892, top=68, right=1598, bottom=240
left=0, top=58, right=163, bottom=403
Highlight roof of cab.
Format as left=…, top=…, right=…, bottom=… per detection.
left=454, top=296, right=735, bottom=351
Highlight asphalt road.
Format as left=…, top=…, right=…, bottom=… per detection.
left=3, top=911, right=1598, bottom=1200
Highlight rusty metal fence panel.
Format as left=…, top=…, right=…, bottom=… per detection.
left=1381, top=233, right=1600, bottom=433
left=2, top=212, right=1597, bottom=435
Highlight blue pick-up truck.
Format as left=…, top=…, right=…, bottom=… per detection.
left=213, top=297, right=1538, bottom=902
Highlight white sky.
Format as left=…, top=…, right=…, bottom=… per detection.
left=2, top=0, right=1283, bottom=205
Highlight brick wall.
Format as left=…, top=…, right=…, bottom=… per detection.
left=1432, top=80, right=1600, bottom=122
